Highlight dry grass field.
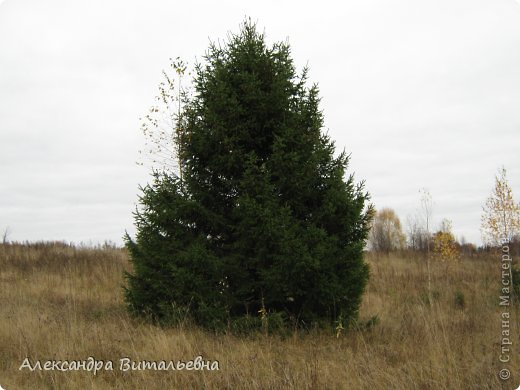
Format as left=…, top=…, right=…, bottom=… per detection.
left=0, top=242, right=518, bottom=389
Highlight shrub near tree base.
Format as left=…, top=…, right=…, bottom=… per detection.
left=124, top=20, right=373, bottom=332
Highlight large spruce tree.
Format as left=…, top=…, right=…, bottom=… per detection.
left=125, top=21, right=373, bottom=331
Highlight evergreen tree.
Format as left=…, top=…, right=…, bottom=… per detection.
left=125, top=20, right=373, bottom=331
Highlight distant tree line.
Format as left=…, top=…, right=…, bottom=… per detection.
left=368, top=167, right=520, bottom=258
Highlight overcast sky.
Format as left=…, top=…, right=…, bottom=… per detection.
left=1, top=0, right=519, bottom=246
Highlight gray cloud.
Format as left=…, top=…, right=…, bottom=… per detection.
left=1, top=0, right=519, bottom=245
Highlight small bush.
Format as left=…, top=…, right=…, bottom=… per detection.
left=420, top=290, right=440, bottom=306
left=454, top=291, right=466, bottom=310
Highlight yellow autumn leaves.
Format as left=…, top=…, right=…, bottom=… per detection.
left=481, top=167, right=520, bottom=247
left=432, top=219, right=460, bottom=263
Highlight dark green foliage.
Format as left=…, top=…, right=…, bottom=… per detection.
left=454, top=290, right=466, bottom=310
left=125, top=20, right=373, bottom=332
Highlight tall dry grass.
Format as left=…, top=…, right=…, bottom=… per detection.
left=0, top=243, right=518, bottom=389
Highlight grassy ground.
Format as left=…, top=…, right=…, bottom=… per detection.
left=0, top=242, right=518, bottom=389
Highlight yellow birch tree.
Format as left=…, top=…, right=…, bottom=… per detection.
left=481, top=167, right=520, bottom=246
left=433, top=219, right=460, bottom=263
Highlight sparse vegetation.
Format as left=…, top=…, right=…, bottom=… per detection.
left=1, top=242, right=518, bottom=389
